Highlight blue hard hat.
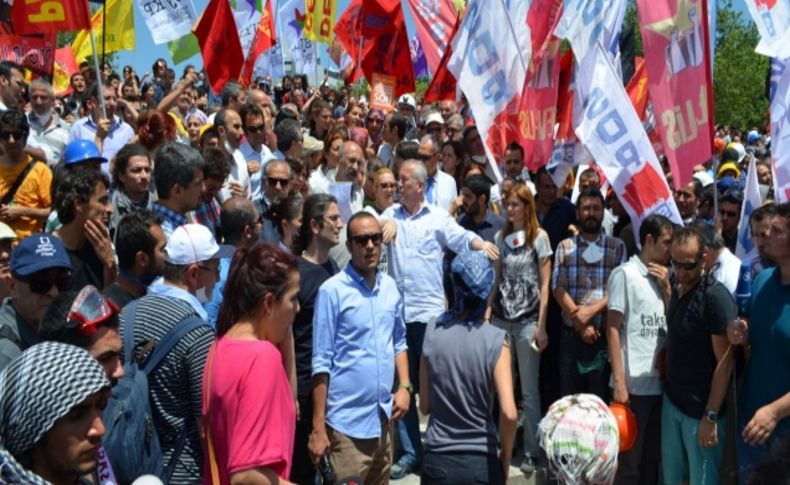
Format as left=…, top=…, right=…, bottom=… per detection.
left=64, top=139, right=107, bottom=166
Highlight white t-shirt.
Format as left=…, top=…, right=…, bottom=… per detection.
left=607, top=255, right=666, bottom=396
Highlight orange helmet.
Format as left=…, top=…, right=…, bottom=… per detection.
left=609, top=402, right=638, bottom=452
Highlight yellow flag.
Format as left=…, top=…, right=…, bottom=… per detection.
left=71, top=0, right=135, bottom=61
left=304, top=0, right=337, bottom=44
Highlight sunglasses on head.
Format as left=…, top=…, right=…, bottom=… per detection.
left=350, top=232, right=383, bottom=246
left=67, top=285, right=119, bottom=336
left=671, top=259, right=700, bottom=271
left=266, top=177, right=290, bottom=188
left=18, top=272, right=71, bottom=295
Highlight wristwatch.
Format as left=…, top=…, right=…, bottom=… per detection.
left=704, top=410, right=718, bottom=423
left=398, top=382, right=414, bottom=395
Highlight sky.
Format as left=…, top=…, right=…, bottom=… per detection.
left=115, top=0, right=750, bottom=85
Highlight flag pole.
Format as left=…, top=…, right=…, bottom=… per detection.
left=89, top=29, right=108, bottom=120
left=101, top=0, right=107, bottom=73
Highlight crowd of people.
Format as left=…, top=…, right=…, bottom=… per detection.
left=0, top=55, right=786, bottom=485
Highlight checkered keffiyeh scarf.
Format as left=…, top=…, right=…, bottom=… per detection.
left=0, top=446, right=49, bottom=484
left=538, top=393, right=620, bottom=485
left=0, top=342, right=110, bottom=457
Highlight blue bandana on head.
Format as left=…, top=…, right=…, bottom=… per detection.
left=437, top=250, right=494, bottom=328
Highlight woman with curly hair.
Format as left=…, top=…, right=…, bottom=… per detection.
left=136, top=109, right=177, bottom=158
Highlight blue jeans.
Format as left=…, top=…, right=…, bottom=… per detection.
left=661, top=396, right=724, bottom=485
left=396, top=322, right=426, bottom=467
left=421, top=451, right=504, bottom=485
left=492, top=317, right=541, bottom=459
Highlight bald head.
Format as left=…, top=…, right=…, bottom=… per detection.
left=220, top=197, right=259, bottom=246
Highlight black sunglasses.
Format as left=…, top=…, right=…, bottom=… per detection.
left=246, top=124, right=265, bottom=133
left=0, top=130, right=27, bottom=141
left=350, top=232, right=383, bottom=246
left=671, top=259, right=700, bottom=271
left=18, top=274, right=71, bottom=295
left=266, top=177, right=290, bottom=188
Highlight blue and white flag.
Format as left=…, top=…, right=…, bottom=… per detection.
left=736, top=155, right=763, bottom=261
left=743, top=0, right=790, bottom=58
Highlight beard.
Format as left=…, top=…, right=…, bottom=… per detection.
left=581, top=216, right=602, bottom=234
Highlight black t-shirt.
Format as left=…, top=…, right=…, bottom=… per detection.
left=665, top=277, right=736, bottom=419
left=102, top=282, right=136, bottom=309
left=294, top=256, right=339, bottom=398
left=67, top=243, right=105, bottom=291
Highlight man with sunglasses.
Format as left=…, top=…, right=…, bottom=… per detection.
left=310, top=212, right=409, bottom=483
left=259, top=159, right=292, bottom=242
left=661, top=226, right=735, bottom=485
left=239, top=103, right=274, bottom=204
left=418, top=134, right=456, bottom=211
left=0, top=110, right=52, bottom=239
left=0, top=233, right=73, bottom=371
left=719, top=189, right=743, bottom=254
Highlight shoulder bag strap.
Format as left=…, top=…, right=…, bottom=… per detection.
left=202, top=341, right=221, bottom=485
left=1, top=161, right=38, bottom=206
left=140, top=315, right=205, bottom=374
left=122, top=299, right=139, bottom=364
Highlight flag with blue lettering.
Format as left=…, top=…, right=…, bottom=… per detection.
left=447, top=0, right=530, bottom=182
left=743, top=0, right=790, bottom=58
left=554, top=0, right=628, bottom=62
left=736, top=155, right=763, bottom=261
left=574, top=42, right=682, bottom=240
left=770, top=57, right=790, bottom=203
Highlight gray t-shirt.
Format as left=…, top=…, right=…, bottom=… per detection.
left=422, top=319, right=507, bottom=455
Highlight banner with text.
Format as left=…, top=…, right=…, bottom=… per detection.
left=138, top=0, right=196, bottom=45
left=574, top=43, right=681, bottom=238
left=770, top=58, right=790, bottom=203
left=0, top=35, right=55, bottom=76
left=305, top=0, right=337, bottom=44
left=636, top=0, right=714, bottom=188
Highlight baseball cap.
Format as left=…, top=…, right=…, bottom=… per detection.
left=10, top=233, right=73, bottom=277
left=164, top=224, right=234, bottom=265
left=0, top=223, right=16, bottom=241
left=397, top=94, right=416, bottom=110
left=692, top=171, right=714, bottom=188
left=424, top=112, right=444, bottom=127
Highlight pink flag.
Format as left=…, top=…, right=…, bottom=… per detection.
left=636, top=0, right=714, bottom=187
left=517, top=45, right=562, bottom=171
left=405, top=0, right=457, bottom=76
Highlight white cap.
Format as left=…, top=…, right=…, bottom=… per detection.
left=164, top=224, right=234, bottom=265
left=0, top=222, right=16, bottom=240
left=397, top=94, right=416, bottom=110
left=424, top=112, right=444, bottom=126
left=692, top=171, right=714, bottom=188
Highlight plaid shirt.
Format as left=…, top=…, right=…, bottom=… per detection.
left=552, top=233, right=627, bottom=328
left=151, top=202, right=188, bottom=239
left=192, top=198, right=221, bottom=238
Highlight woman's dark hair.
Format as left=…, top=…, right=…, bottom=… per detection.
left=267, top=193, right=304, bottom=239
left=293, top=193, right=337, bottom=255
left=216, top=242, right=297, bottom=336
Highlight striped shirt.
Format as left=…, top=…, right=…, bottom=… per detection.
left=119, top=294, right=215, bottom=484
left=552, top=233, right=627, bottom=328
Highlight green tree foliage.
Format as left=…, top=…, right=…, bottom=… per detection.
left=713, top=0, right=768, bottom=129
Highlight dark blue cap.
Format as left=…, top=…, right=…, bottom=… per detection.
left=10, top=234, right=73, bottom=277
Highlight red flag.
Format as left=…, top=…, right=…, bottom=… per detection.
left=405, top=0, right=457, bottom=75
left=240, top=0, right=276, bottom=86
left=335, top=0, right=415, bottom=97
left=526, top=0, right=564, bottom=81
left=193, top=0, right=244, bottom=94
left=636, top=0, right=714, bottom=187
left=54, top=46, right=79, bottom=96
left=626, top=57, right=648, bottom=118
left=0, top=34, right=55, bottom=76
left=423, top=16, right=460, bottom=103
left=12, top=0, right=90, bottom=34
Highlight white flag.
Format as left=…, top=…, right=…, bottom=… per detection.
left=447, top=0, right=530, bottom=182
left=233, top=0, right=262, bottom=59
left=771, top=58, right=790, bottom=203
left=254, top=42, right=285, bottom=79
left=554, top=0, right=627, bottom=61
left=736, top=155, right=763, bottom=261
left=138, top=0, right=197, bottom=45
left=574, top=43, right=681, bottom=238
left=743, top=0, right=790, bottom=58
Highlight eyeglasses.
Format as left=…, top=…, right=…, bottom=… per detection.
left=198, top=263, right=220, bottom=277
left=416, top=153, right=434, bottom=162
left=67, top=285, right=119, bottom=336
left=377, top=182, right=397, bottom=189
left=0, top=130, right=27, bottom=141
left=18, top=273, right=71, bottom=295
left=719, top=209, right=739, bottom=218
left=266, top=177, right=290, bottom=188
left=323, top=214, right=342, bottom=224
left=350, top=232, right=383, bottom=246
left=671, top=259, right=700, bottom=271
left=246, top=124, right=265, bottom=133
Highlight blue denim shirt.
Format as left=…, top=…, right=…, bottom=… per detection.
left=382, top=202, right=478, bottom=324
left=312, top=264, right=407, bottom=439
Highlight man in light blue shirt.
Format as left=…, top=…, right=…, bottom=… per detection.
left=381, top=159, right=499, bottom=478
left=311, top=212, right=410, bottom=482
left=68, top=83, right=133, bottom=175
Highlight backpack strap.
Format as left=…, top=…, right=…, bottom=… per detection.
left=122, top=299, right=139, bottom=364
left=0, top=160, right=38, bottom=206
left=141, top=314, right=206, bottom=374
